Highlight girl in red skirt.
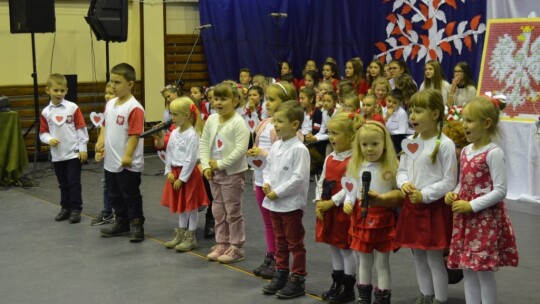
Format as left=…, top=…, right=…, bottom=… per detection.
left=395, top=89, right=457, bottom=304
left=314, top=112, right=362, bottom=303
left=344, top=121, right=404, bottom=304
left=161, top=97, right=209, bottom=252
left=445, top=96, right=518, bottom=304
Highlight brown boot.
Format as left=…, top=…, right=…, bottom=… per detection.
left=175, top=230, right=197, bottom=252
left=164, top=228, right=186, bottom=249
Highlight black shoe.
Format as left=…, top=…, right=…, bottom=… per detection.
left=276, top=273, right=306, bottom=299
left=204, top=219, right=215, bottom=239
left=129, top=218, right=145, bottom=242
left=90, top=211, right=114, bottom=226
left=55, top=209, right=71, bottom=221
left=100, top=218, right=129, bottom=237
left=321, top=270, right=344, bottom=301
left=69, top=210, right=82, bottom=224
left=262, top=269, right=289, bottom=295
left=328, top=274, right=356, bottom=303
left=253, top=254, right=276, bottom=279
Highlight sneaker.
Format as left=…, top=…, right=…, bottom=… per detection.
left=55, top=209, right=71, bottom=221
left=217, top=245, right=245, bottom=264
left=129, top=218, right=145, bottom=242
left=90, top=211, right=114, bottom=226
left=100, top=218, right=129, bottom=237
left=175, top=230, right=197, bottom=252
left=207, top=244, right=229, bottom=261
left=69, top=210, right=81, bottom=224
left=164, top=228, right=186, bottom=249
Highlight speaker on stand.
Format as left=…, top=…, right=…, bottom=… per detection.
left=9, top=0, right=56, bottom=178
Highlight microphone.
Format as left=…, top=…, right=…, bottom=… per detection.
left=361, top=171, right=371, bottom=219
left=139, top=120, right=172, bottom=138
left=195, top=24, right=212, bottom=30
left=270, top=13, right=288, bottom=18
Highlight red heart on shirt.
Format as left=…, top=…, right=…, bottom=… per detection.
left=407, top=143, right=419, bottom=153
left=56, top=116, right=63, bottom=122
left=345, top=182, right=354, bottom=193
left=252, top=159, right=263, bottom=168
left=217, top=139, right=223, bottom=148
left=248, top=119, right=255, bottom=129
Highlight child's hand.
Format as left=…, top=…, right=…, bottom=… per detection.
left=445, top=192, right=458, bottom=205
left=400, top=182, right=416, bottom=195
left=209, top=159, right=219, bottom=171
left=49, top=138, right=60, bottom=147
left=173, top=179, right=183, bottom=191
left=343, top=202, right=354, bottom=215
left=452, top=200, right=473, bottom=213
left=203, top=168, right=213, bottom=180
left=95, top=151, right=105, bottom=162
left=315, top=207, right=324, bottom=221
left=262, top=183, right=271, bottom=195
left=167, top=172, right=175, bottom=183
left=316, top=200, right=334, bottom=213
left=247, top=147, right=260, bottom=157
left=151, top=129, right=165, bottom=140
left=304, top=134, right=316, bottom=143
left=121, top=155, right=133, bottom=167
left=408, top=190, right=423, bottom=204
left=266, top=191, right=278, bottom=200
left=79, top=152, right=88, bottom=163
left=95, top=141, right=104, bottom=153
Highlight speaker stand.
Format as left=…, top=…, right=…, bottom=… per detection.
left=105, top=40, right=110, bottom=82
left=175, top=31, right=203, bottom=96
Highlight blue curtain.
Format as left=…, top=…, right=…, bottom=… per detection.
left=199, top=0, right=486, bottom=86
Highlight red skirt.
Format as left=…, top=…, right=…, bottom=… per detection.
left=394, top=196, right=452, bottom=250
left=315, top=205, right=351, bottom=249
left=160, top=166, right=209, bottom=213
left=349, top=206, right=396, bottom=253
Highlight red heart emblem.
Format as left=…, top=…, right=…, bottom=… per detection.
left=56, top=116, right=64, bottom=122
left=217, top=139, right=223, bottom=148
left=93, top=116, right=101, bottom=123
left=252, top=159, right=263, bottom=167
left=345, top=182, right=354, bottom=192
left=248, top=120, right=255, bottom=129
left=407, top=143, right=419, bottom=153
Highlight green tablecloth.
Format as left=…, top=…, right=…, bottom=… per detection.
left=0, top=111, right=29, bottom=185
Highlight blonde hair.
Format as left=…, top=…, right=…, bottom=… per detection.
left=463, top=96, right=506, bottom=137
left=47, top=74, right=67, bottom=87
left=267, top=81, right=297, bottom=102
left=342, top=94, right=360, bottom=112
left=363, top=94, right=383, bottom=115
left=169, top=96, right=204, bottom=136
left=371, top=77, right=391, bottom=96
left=409, top=89, right=445, bottom=164
left=329, top=111, right=363, bottom=138
left=347, top=121, right=398, bottom=183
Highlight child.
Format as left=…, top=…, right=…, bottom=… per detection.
left=247, top=81, right=296, bottom=279
left=362, top=94, right=386, bottom=125
left=384, top=89, right=413, bottom=154
left=161, top=97, right=209, bottom=252
left=395, top=89, right=457, bottom=303
left=306, top=91, right=338, bottom=158
left=239, top=68, right=252, bottom=88
left=372, top=77, right=391, bottom=108
left=200, top=82, right=250, bottom=264
left=246, top=86, right=264, bottom=122
left=261, top=101, right=310, bottom=299
left=344, top=58, right=369, bottom=100
left=206, top=87, right=216, bottom=115
left=160, top=84, right=178, bottom=122
left=299, top=87, right=325, bottom=174
left=190, top=85, right=210, bottom=120
left=298, top=60, right=318, bottom=89
left=95, top=63, right=146, bottom=242
left=343, top=121, right=404, bottom=304
left=395, top=74, right=419, bottom=113
left=279, top=61, right=299, bottom=88
left=316, top=81, right=334, bottom=109
left=445, top=96, right=518, bottom=304
left=447, top=61, right=477, bottom=107
left=315, top=112, right=362, bottom=303
left=367, top=60, right=384, bottom=87
left=91, top=82, right=116, bottom=226
left=419, top=60, right=451, bottom=106
left=302, top=70, right=319, bottom=90
left=342, top=94, right=361, bottom=114
left=322, top=61, right=341, bottom=92
left=39, top=74, right=89, bottom=223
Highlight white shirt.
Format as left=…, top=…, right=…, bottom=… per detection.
left=253, top=122, right=273, bottom=186
left=453, top=143, right=507, bottom=213
left=385, top=106, right=413, bottom=135
left=396, top=134, right=457, bottom=203
left=315, top=109, right=334, bottom=141
left=165, top=126, right=199, bottom=183
left=419, top=80, right=451, bottom=105
left=315, top=150, right=352, bottom=206
left=39, top=99, right=89, bottom=162
left=301, top=112, right=312, bottom=135
left=263, top=137, right=310, bottom=212
left=345, top=161, right=396, bottom=205
left=452, top=85, right=477, bottom=107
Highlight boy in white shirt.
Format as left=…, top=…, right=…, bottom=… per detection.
left=261, top=101, right=310, bottom=299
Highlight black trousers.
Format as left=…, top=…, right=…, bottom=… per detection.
left=53, top=158, right=82, bottom=211
left=104, top=169, right=144, bottom=220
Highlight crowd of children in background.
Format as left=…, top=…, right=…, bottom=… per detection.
left=40, top=57, right=519, bottom=304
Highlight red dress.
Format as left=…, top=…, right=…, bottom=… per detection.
left=447, top=146, right=519, bottom=271
left=315, top=154, right=352, bottom=249
left=161, top=166, right=208, bottom=213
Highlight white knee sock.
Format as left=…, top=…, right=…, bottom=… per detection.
left=187, top=209, right=199, bottom=231
left=358, top=252, right=374, bottom=285
left=426, top=249, right=448, bottom=302
left=463, top=269, right=481, bottom=304
left=374, top=250, right=391, bottom=290
left=178, top=213, right=189, bottom=228
left=478, top=271, right=497, bottom=304
left=329, top=245, right=344, bottom=271
left=340, top=248, right=357, bottom=276
left=412, top=249, right=434, bottom=295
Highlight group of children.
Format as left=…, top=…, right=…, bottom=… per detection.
left=40, top=59, right=518, bottom=304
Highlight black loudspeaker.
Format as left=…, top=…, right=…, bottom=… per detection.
left=64, top=74, right=78, bottom=103
left=85, top=0, right=128, bottom=42
left=9, top=0, right=55, bottom=34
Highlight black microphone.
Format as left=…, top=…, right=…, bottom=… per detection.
left=139, top=120, right=172, bottom=138
left=270, top=13, right=288, bottom=18
left=361, top=171, right=371, bottom=219
left=195, top=24, right=212, bottom=30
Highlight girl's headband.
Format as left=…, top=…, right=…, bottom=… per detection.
left=275, top=82, right=289, bottom=99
